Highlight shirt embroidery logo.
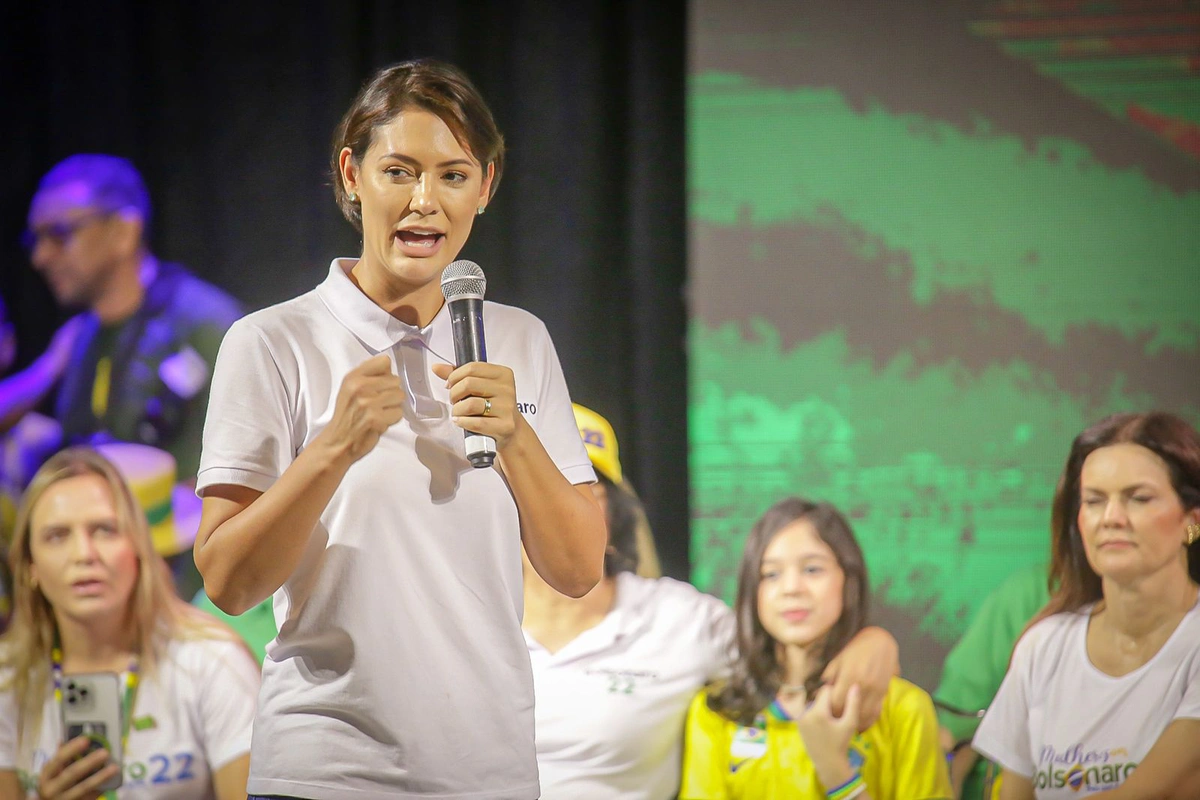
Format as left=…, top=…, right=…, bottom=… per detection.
left=585, top=667, right=658, bottom=694
left=159, top=345, right=209, bottom=400
left=730, top=724, right=768, bottom=762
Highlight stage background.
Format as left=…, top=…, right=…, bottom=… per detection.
left=4, top=1, right=1200, bottom=691
left=0, top=0, right=692, bottom=577
left=688, top=0, right=1200, bottom=688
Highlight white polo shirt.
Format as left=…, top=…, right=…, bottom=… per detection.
left=197, top=259, right=594, bottom=800
left=528, top=573, right=735, bottom=800
left=973, top=599, right=1200, bottom=798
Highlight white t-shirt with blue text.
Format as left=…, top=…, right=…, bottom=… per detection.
left=973, top=598, right=1200, bottom=798
left=0, top=636, right=259, bottom=799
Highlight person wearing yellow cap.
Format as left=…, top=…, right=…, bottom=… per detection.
left=523, top=404, right=902, bottom=800
left=572, top=402, right=661, bottom=578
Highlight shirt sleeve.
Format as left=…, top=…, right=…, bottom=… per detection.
left=934, top=564, right=1048, bottom=743
left=888, top=682, right=954, bottom=800
left=1174, top=646, right=1200, bottom=721
left=702, top=599, right=736, bottom=684
left=971, top=628, right=1038, bottom=778
left=679, top=692, right=731, bottom=800
left=192, top=639, right=261, bottom=770
left=526, top=318, right=594, bottom=486
left=196, top=318, right=296, bottom=495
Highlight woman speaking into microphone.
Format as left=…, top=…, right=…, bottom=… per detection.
left=192, top=60, right=605, bottom=799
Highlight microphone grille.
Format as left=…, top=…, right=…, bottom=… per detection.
left=441, top=260, right=486, bottom=301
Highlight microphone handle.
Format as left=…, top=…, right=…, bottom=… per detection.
left=449, top=297, right=488, bottom=364
left=448, top=297, right=495, bottom=468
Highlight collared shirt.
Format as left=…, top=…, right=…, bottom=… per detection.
left=528, top=573, right=735, bottom=800
left=198, top=259, right=594, bottom=800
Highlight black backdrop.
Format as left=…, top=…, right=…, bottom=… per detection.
left=0, top=0, right=690, bottom=577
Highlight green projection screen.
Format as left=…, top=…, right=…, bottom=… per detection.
left=687, top=0, right=1200, bottom=687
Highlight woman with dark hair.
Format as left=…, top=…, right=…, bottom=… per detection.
left=973, top=412, right=1200, bottom=799
left=526, top=409, right=900, bottom=800
left=192, top=61, right=606, bottom=798
left=680, top=498, right=950, bottom=799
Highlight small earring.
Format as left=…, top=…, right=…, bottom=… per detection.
left=349, top=192, right=358, bottom=204
left=1187, top=523, right=1199, bottom=546
left=29, top=575, right=38, bottom=591
left=476, top=206, right=485, bottom=216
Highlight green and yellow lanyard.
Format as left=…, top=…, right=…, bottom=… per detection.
left=50, top=643, right=140, bottom=800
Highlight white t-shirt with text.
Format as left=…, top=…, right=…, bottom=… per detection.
left=529, top=573, right=735, bottom=800
left=973, top=599, right=1200, bottom=798
left=0, top=637, right=259, bottom=800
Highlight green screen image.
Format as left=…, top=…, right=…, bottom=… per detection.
left=687, top=0, right=1200, bottom=687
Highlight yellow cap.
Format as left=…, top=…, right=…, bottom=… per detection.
left=573, top=403, right=622, bottom=484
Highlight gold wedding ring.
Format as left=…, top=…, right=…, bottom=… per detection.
left=483, top=398, right=492, bottom=416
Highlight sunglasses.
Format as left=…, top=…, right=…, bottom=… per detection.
left=21, top=210, right=114, bottom=254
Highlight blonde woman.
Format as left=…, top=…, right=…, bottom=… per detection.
left=0, top=447, right=259, bottom=800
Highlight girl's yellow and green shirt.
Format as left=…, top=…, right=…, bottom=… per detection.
left=681, top=677, right=952, bottom=799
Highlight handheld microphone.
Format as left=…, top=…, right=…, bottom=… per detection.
left=440, top=260, right=495, bottom=468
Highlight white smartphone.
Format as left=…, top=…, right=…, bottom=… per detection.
left=59, top=672, right=124, bottom=793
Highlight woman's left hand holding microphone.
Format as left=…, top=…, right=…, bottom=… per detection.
left=432, top=361, right=521, bottom=450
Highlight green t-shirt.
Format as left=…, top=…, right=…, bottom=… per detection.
left=936, top=562, right=1050, bottom=738
left=192, top=589, right=277, bottom=666
left=935, top=561, right=1050, bottom=799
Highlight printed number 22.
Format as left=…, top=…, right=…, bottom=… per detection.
left=148, top=753, right=195, bottom=785
left=607, top=676, right=634, bottom=694
left=150, top=755, right=171, bottom=784
left=175, top=753, right=195, bottom=781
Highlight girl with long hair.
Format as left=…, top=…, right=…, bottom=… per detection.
left=680, top=497, right=951, bottom=799
left=973, top=412, right=1200, bottom=799
left=527, top=410, right=900, bottom=800
left=0, top=447, right=258, bottom=799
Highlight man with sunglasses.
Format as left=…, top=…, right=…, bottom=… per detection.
left=0, top=154, right=241, bottom=594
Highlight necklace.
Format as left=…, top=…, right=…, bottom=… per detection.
left=778, top=683, right=807, bottom=696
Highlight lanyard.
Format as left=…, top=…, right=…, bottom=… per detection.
left=50, top=643, right=140, bottom=800
left=91, top=356, right=113, bottom=421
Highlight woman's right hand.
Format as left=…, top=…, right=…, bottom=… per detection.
left=318, top=353, right=405, bottom=463
left=36, top=736, right=118, bottom=800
